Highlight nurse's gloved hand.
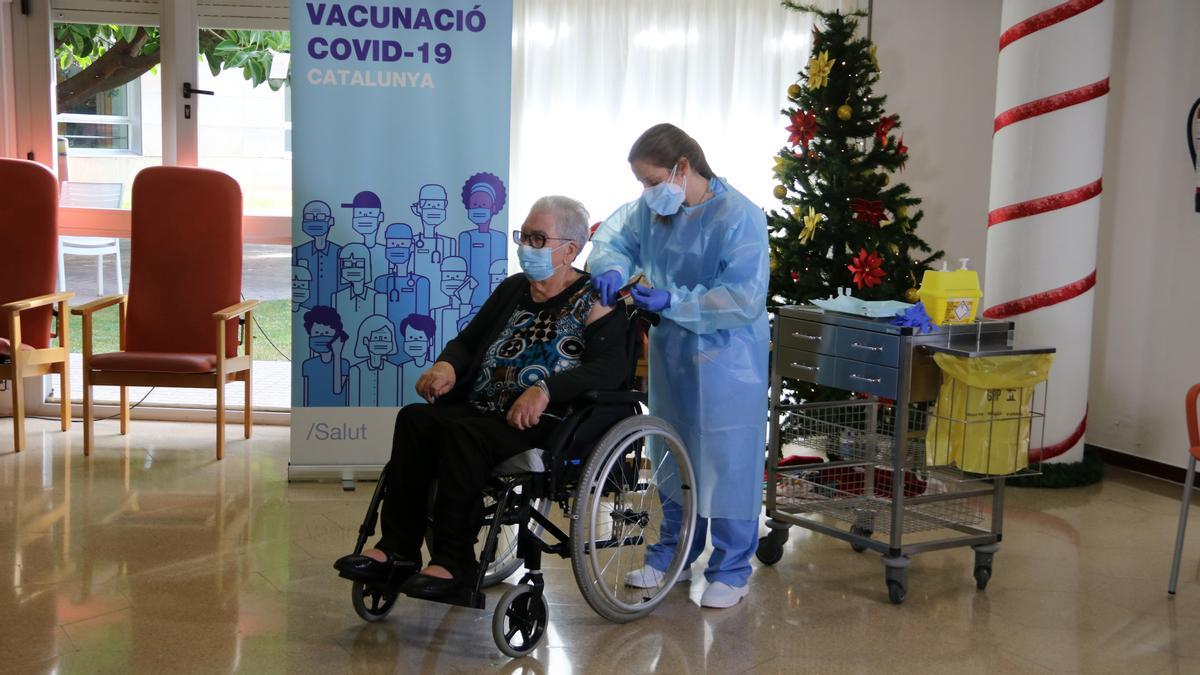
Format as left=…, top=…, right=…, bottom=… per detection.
left=629, top=285, right=671, bottom=312
left=592, top=270, right=623, bottom=306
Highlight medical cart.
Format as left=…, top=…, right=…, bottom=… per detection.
left=757, top=306, right=1054, bottom=604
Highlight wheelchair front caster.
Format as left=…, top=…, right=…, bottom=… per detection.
left=351, top=582, right=398, bottom=622
left=755, top=528, right=788, bottom=566
left=493, top=584, right=548, bottom=658
left=886, top=580, right=907, bottom=605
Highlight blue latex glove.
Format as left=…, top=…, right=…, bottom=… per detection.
left=592, top=269, right=623, bottom=306
left=629, top=285, right=671, bottom=312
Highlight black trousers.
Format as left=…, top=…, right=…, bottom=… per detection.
left=375, top=402, right=552, bottom=580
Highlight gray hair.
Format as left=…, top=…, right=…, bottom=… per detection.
left=530, top=195, right=590, bottom=250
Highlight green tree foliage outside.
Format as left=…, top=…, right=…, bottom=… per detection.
left=768, top=4, right=942, bottom=308
left=54, top=24, right=290, bottom=110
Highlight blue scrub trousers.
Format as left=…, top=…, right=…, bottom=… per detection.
left=644, top=496, right=758, bottom=587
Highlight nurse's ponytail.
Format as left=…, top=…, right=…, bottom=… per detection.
left=628, top=124, right=716, bottom=180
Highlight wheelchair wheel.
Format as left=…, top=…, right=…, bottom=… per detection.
left=570, top=415, right=697, bottom=624
left=351, top=582, right=398, bottom=622
left=492, top=584, right=548, bottom=657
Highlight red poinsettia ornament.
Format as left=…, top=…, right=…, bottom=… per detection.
left=874, top=114, right=898, bottom=147
left=847, top=248, right=886, bottom=289
left=787, top=110, right=818, bottom=151
left=849, top=198, right=887, bottom=226
left=896, top=134, right=909, bottom=170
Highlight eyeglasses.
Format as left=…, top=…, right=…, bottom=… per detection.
left=513, top=231, right=571, bottom=249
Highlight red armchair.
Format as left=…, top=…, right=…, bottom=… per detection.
left=72, top=166, right=257, bottom=459
left=0, top=159, right=73, bottom=451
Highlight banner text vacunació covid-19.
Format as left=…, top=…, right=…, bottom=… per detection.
left=290, top=1, right=512, bottom=475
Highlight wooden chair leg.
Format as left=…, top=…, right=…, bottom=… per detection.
left=59, top=365, right=71, bottom=432
left=10, top=376, right=24, bottom=452
left=216, top=382, right=225, bottom=461
left=119, top=386, right=129, bottom=435
left=244, top=372, right=252, bottom=439
left=82, top=375, right=93, bottom=457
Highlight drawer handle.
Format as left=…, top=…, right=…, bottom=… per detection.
left=850, top=342, right=884, bottom=353
left=849, top=373, right=882, bottom=384
left=791, top=332, right=821, bottom=341
left=790, top=362, right=819, bottom=372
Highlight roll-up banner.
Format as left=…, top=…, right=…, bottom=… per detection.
left=290, top=1, right=512, bottom=478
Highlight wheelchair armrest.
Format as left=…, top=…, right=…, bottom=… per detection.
left=581, top=390, right=646, bottom=405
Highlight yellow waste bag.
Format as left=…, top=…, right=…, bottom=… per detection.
left=926, top=353, right=1054, bottom=474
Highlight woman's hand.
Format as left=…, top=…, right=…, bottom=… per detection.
left=416, top=361, right=456, bottom=403
left=507, top=385, right=549, bottom=430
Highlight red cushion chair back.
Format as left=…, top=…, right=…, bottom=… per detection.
left=0, top=159, right=58, bottom=349
left=125, top=167, right=242, bottom=357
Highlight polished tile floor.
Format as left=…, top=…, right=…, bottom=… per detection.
left=2, top=417, right=1199, bottom=674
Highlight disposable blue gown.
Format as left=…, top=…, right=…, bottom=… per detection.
left=589, top=178, right=770, bottom=520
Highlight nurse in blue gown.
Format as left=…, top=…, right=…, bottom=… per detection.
left=588, top=123, right=769, bottom=610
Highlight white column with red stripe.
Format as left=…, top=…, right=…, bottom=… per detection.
left=983, top=0, right=1114, bottom=464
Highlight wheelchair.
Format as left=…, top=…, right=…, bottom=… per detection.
left=339, top=306, right=698, bottom=657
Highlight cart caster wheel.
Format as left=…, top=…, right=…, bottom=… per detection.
left=755, top=530, right=787, bottom=566
left=849, top=525, right=873, bottom=553
left=974, top=565, right=992, bottom=590
left=351, top=582, right=398, bottom=622
left=493, top=585, right=548, bottom=658
left=887, top=580, right=907, bottom=605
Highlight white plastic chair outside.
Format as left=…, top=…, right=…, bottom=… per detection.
left=58, top=182, right=125, bottom=295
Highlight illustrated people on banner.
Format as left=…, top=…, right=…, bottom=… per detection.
left=410, top=184, right=457, bottom=305
left=292, top=264, right=313, bottom=362
left=334, top=243, right=386, bottom=356
left=398, top=313, right=437, bottom=406
left=431, top=255, right=476, bottom=357
left=489, top=259, right=507, bottom=294
left=293, top=200, right=340, bottom=307
left=373, top=222, right=431, bottom=362
left=457, top=172, right=508, bottom=306
left=348, top=314, right=403, bottom=407
left=301, top=305, right=349, bottom=406
left=342, top=190, right=389, bottom=284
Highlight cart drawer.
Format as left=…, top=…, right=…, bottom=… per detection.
left=836, top=327, right=900, bottom=367
left=778, top=317, right=837, bottom=355
left=835, top=359, right=899, bottom=398
left=777, top=347, right=839, bottom=387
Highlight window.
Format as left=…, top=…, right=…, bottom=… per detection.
left=56, top=64, right=142, bottom=154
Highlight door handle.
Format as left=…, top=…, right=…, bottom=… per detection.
left=183, top=82, right=215, bottom=98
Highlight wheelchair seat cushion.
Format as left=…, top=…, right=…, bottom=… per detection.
left=492, top=448, right=545, bottom=476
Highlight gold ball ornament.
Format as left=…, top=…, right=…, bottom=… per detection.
left=787, top=84, right=802, bottom=98
left=773, top=185, right=788, bottom=199
left=880, top=173, right=890, bottom=186
left=904, top=287, right=920, bottom=303
left=837, top=104, right=853, bottom=121
left=897, top=206, right=908, bottom=218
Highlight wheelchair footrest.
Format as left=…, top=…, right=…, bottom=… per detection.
left=401, top=587, right=487, bottom=611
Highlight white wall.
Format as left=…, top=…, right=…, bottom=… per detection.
left=873, top=0, right=1200, bottom=469
left=870, top=0, right=1001, bottom=278
left=1087, top=0, right=1200, bottom=468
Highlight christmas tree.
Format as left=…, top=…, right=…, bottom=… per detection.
left=768, top=4, right=942, bottom=307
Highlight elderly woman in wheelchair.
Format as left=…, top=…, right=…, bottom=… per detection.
left=334, top=196, right=698, bottom=656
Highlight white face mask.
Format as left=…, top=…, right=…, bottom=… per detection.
left=641, top=163, right=687, bottom=216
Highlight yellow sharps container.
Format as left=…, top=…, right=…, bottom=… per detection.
left=919, top=258, right=982, bottom=326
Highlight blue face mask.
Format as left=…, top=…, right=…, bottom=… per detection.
left=467, top=207, right=492, bottom=225
left=641, top=164, right=686, bottom=217
left=302, top=220, right=329, bottom=237
left=517, top=244, right=564, bottom=282
left=309, top=335, right=334, bottom=353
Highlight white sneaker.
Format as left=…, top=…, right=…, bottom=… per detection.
left=700, top=581, right=749, bottom=608
left=624, top=565, right=692, bottom=589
